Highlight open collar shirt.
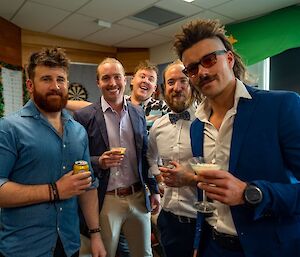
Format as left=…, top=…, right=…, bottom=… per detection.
left=0, top=100, right=98, bottom=257
left=195, top=79, right=252, bottom=235
left=126, top=95, right=170, bottom=131
left=101, top=96, right=139, bottom=190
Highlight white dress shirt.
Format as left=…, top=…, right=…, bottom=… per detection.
left=195, top=79, right=252, bottom=235
left=147, top=107, right=197, bottom=218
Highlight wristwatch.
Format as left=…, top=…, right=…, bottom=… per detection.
left=243, top=183, right=263, bottom=205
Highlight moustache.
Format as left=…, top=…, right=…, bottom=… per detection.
left=197, top=74, right=217, bottom=87
left=46, top=90, right=63, bottom=97
left=171, top=92, right=186, bottom=98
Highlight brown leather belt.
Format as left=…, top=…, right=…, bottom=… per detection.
left=106, top=182, right=142, bottom=197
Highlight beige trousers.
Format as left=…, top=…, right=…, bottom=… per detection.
left=100, top=190, right=152, bottom=257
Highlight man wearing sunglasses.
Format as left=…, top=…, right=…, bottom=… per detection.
left=174, top=19, right=300, bottom=257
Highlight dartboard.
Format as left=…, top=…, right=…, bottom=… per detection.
left=68, top=83, right=88, bottom=101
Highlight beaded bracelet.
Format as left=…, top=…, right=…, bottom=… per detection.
left=88, top=227, right=101, bottom=234
left=51, top=182, right=60, bottom=201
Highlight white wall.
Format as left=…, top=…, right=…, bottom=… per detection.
left=150, top=41, right=177, bottom=65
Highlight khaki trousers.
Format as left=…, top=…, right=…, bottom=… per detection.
left=100, top=190, right=152, bottom=257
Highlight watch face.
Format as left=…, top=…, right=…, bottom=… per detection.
left=245, top=185, right=262, bottom=205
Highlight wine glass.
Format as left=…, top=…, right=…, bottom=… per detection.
left=188, top=157, right=220, bottom=213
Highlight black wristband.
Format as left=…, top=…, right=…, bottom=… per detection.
left=88, top=227, right=101, bottom=234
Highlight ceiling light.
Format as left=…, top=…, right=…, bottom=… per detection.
left=96, top=19, right=111, bottom=28
left=183, top=0, right=195, bottom=2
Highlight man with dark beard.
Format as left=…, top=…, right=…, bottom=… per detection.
left=0, top=48, right=106, bottom=257
left=147, top=60, right=198, bottom=257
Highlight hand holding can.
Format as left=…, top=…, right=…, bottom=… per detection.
left=73, top=160, right=89, bottom=174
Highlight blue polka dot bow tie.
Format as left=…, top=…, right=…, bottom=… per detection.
left=169, top=110, right=190, bottom=124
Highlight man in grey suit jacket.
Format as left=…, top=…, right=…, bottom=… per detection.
left=73, top=58, right=160, bottom=257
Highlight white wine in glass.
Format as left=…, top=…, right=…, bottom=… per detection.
left=188, top=157, right=220, bottom=213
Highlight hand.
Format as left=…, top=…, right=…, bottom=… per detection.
left=90, top=233, right=107, bottom=257
left=196, top=169, right=247, bottom=206
left=56, top=170, right=92, bottom=199
left=98, top=150, right=124, bottom=169
left=193, top=249, right=198, bottom=257
left=159, top=162, right=197, bottom=187
left=150, top=193, right=161, bottom=215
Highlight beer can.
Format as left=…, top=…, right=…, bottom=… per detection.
left=73, top=160, right=89, bottom=174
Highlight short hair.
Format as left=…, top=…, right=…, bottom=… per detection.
left=27, top=47, right=70, bottom=80
left=97, top=57, right=125, bottom=81
left=133, top=60, right=158, bottom=76
left=173, top=19, right=246, bottom=81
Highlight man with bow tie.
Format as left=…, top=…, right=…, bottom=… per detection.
left=147, top=60, right=198, bottom=257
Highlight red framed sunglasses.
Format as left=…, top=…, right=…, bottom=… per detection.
left=182, top=50, right=227, bottom=78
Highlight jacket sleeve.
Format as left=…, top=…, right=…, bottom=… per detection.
left=140, top=110, right=159, bottom=194
left=251, top=92, right=300, bottom=219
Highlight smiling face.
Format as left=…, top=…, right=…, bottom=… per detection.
left=97, top=61, right=126, bottom=105
left=182, top=37, right=236, bottom=100
left=164, top=63, right=192, bottom=113
left=131, top=68, right=157, bottom=103
left=26, top=65, right=68, bottom=113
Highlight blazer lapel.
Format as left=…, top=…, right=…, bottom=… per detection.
left=229, top=90, right=257, bottom=174
left=94, top=100, right=109, bottom=148
left=190, top=118, right=204, bottom=157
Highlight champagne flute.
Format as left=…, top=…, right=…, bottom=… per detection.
left=188, top=157, right=220, bottom=213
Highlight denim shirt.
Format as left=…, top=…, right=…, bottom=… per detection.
left=0, top=100, right=98, bottom=257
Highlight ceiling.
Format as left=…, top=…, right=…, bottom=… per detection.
left=1, top=0, right=299, bottom=49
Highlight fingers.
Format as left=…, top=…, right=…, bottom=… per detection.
left=198, top=169, right=227, bottom=179
left=101, top=151, right=124, bottom=168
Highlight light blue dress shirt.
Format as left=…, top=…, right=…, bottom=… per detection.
left=0, top=100, right=98, bottom=257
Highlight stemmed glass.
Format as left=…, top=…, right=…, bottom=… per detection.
left=110, top=147, right=126, bottom=177
left=188, top=157, right=220, bottom=213
left=157, top=157, right=175, bottom=189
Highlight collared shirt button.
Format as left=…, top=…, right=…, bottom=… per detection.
left=57, top=227, right=60, bottom=231
left=63, top=144, right=66, bottom=148
left=63, top=166, right=66, bottom=170
left=59, top=207, right=63, bottom=211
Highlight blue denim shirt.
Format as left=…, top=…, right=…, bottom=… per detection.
left=0, top=100, right=98, bottom=257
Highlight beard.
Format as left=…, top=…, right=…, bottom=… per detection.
left=33, top=87, right=68, bottom=112
left=165, top=92, right=191, bottom=113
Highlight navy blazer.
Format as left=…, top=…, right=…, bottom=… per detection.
left=191, top=85, right=300, bottom=257
left=73, top=99, right=158, bottom=212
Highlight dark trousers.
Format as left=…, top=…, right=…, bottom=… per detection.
left=157, top=209, right=196, bottom=257
left=116, top=232, right=131, bottom=257
left=198, top=222, right=245, bottom=257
